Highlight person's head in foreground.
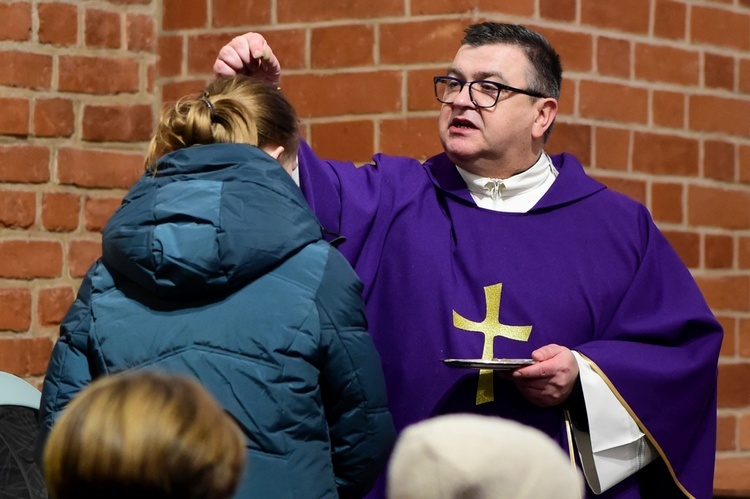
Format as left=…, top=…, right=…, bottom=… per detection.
left=387, top=413, right=584, bottom=499
left=145, top=74, right=299, bottom=174
left=43, top=370, right=245, bottom=499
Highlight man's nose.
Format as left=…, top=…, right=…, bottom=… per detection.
left=452, top=84, right=475, bottom=107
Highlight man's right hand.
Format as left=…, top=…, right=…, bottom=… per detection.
left=213, top=33, right=282, bottom=87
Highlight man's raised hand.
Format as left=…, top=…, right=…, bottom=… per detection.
left=213, top=33, right=281, bottom=87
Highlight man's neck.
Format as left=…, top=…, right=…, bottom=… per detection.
left=458, top=151, right=545, bottom=180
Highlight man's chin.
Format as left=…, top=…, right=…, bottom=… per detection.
left=444, top=145, right=477, bottom=169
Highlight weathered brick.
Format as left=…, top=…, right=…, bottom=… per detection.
left=0, top=337, right=53, bottom=377
left=719, top=315, right=736, bottom=357
left=0, top=337, right=54, bottom=376
left=278, top=0, right=402, bottom=22
left=717, top=414, right=737, bottom=451
left=705, top=52, right=735, bottom=91
left=127, top=13, right=156, bottom=53
left=38, top=287, right=75, bottom=327
left=689, top=185, right=750, bottom=230
left=704, top=140, right=736, bottom=182
left=411, top=0, right=476, bottom=15
left=0, top=190, right=35, bottom=229
left=0, top=97, right=30, bottom=136
left=158, top=35, right=183, bottom=77
left=68, top=239, right=102, bottom=278
left=311, top=25, right=374, bottom=69
left=59, top=55, right=140, bottom=95
left=85, top=197, right=123, bottom=232
left=311, top=121, right=375, bottom=164
left=741, top=145, right=750, bottom=184
left=57, top=148, right=143, bottom=189
left=212, top=0, right=271, bottom=27
left=632, top=132, right=699, bottom=176
left=581, top=0, right=650, bottom=34
left=579, top=81, right=648, bottom=124
left=0, top=240, right=63, bottom=279
left=557, top=80, right=575, bottom=117
left=0, top=2, right=31, bottom=41
left=125, top=14, right=157, bottom=53
left=85, top=8, right=121, bottom=49
left=380, top=20, right=467, bottom=65
left=591, top=175, right=646, bottom=204
left=741, top=317, right=750, bottom=356
left=283, top=72, right=402, bottom=118
left=0, top=145, right=50, bottom=183
left=719, top=363, right=750, bottom=407
left=0, top=289, right=31, bottom=331
left=42, top=192, right=80, bottom=232
left=741, top=236, right=750, bottom=269
left=82, top=104, right=153, bottom=142
left=477, top=0, right=534, bottom=15
left=695, top=274, right=750, bottom=312
left=540, top=0, right=576, bottom=21
left=741, top=58, right=750, bottom=95
left=407, top=68, right=442, bottom=112
left=705, top=234, right=734, bottom=269
left=634, top=43, right=699, bottom=85
left=34, top=98, right=75, bottom=138
left=161, top=80, right=205, bottom=104
left=654, top=0, right=687, bottom=41
left=651, top=182, right=683, bottom=224
left=662, top=230, right=700, bottom=268
left=38, top=2, right=77, bottom=46
left=741, top=413, right=750, bottom=450
left=380, top=117, right=443, bottom=160
left=597, top=37, right=630, bottom=78
left=546, top=123, right=591, bottom=166
left=541, top=28, right=594, bottom=73
left=652, top=90, right=685, bottom=129
left=690, top=95, right=750, bottom=137
left=163, top=0, right=207, bottom=30
left=691, top=6, right=750, bottom=50
left=594, top=127, right=630, bottom=171
left=0, top=51, right=52, bottom=90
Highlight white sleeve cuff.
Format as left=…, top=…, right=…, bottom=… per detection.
left=571, top=352, right=656, bottom=494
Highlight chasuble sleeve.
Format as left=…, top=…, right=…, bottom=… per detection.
left=574, top=205, right=722, bottom=499
left=297, top=141, right=427, bottom=275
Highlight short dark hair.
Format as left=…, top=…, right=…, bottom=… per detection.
left=462, top=22, right=562, bottom=101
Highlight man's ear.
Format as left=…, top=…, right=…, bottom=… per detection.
left=532, top=98, right=558, bottom=140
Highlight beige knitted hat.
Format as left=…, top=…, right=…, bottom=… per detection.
left=387, top=414, right=584, bottom=499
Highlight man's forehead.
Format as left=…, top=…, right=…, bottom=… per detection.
left=449, top=44, right=529, bottom=81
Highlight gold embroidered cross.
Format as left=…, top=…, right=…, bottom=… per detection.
left=452, top=283, right=532, bottom=405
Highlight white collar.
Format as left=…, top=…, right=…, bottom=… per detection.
left=455, top=153, right=558, bottom=212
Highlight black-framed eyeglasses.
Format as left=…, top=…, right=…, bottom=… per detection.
left=433, top=76, right=547, bottom=108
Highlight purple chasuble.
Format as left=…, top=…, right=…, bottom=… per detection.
left=298, top=141, right=721, bottom=499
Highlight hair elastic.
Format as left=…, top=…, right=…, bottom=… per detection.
left=200, top=96, right=217, bottom=122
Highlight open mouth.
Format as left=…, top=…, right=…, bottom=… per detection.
left=450, top=117, right=477, bottom=129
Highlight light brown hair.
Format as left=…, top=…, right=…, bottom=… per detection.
left=145, top=75, right=300, bottom=170
left=43, top=370, right=245, bottom=499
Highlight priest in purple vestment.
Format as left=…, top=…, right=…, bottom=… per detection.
left=214, top=22, right=722, bottom=499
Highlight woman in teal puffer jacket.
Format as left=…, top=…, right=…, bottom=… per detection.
left=37, top=76, right=396, bottom=499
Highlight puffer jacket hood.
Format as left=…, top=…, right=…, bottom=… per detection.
left=102, top=143, right=323, bottom=298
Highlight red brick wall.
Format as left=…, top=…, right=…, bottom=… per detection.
left=0, top=0, right=155, bottom=379
left=2, top=0, right=749, bottom=491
